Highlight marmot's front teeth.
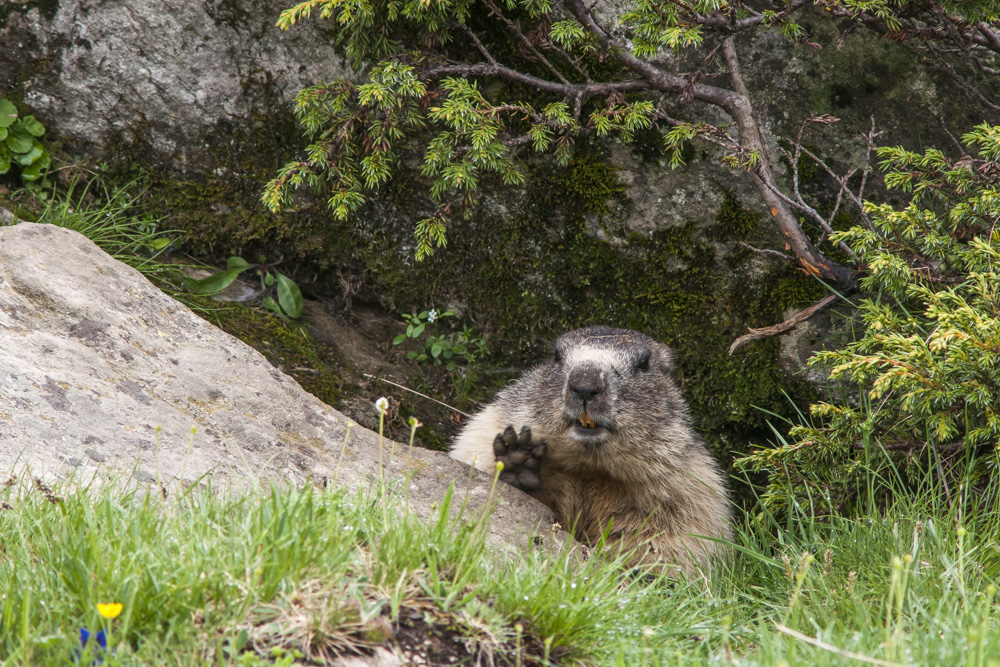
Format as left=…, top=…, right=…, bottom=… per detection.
left=579, top=412, right=597, bottom=429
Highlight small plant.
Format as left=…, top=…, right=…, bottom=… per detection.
left=0, top=99, right=51, bottom=188
left=392, top=309, right=486, bottom=372
left=187, top=257, right=304, bottom=319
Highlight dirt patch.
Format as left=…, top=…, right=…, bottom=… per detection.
left=394, top=604, right=557, bottom=666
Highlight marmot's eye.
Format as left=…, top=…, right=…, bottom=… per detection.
left=554, top=347, right=563, bottom=364
left=635, top=351, right=651, bottom=372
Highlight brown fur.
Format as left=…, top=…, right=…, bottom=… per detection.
left=450, top=326, right=731, bottom=571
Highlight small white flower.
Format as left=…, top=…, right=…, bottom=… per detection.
left=427, top=309, right=438, bottom=323
left=375, top=397, right=389, bottom=414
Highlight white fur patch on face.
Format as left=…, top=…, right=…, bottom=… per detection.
left=565, top=346, right=620, bottom=372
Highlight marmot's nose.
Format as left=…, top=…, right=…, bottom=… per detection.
left=569, top=368, right=606, bottom=401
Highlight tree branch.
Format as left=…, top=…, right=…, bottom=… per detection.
left=720, top=37, right=857, bottom=286
left=729, top=293, right=839, bottom=355
left=561, top=0, right=856, bottom=287
left=480, top=0, right=570, bottom=85
left=419, top=63, right=649, bottom=96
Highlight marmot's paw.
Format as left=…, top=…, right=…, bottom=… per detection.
left=493, top=425, right=546, bottom=492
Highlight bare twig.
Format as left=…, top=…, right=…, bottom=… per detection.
left=729, top=293, right=838, bottom=355
left=420, top=63, right=648, bottom=97
left=481, top=0, right=570, bottom=85
left=738, top=241, right=795, bottom=261
left=363, top=373, right=471, bottom=418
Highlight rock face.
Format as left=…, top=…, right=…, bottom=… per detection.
left=3, top=0, right=991, bottom=460
left=0, top=222, right=559, bottom=553
left=1, top=0, right=349, bottom=169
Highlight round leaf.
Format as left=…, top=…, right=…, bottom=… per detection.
left=6, top=129, right=32, bottom=154
left=226, top=256, right=251, bottom=270
left=20, top=115, right=44, bottom=137
left=16, top=142, right=43, bottom=167
left=392, top=334, right=406, bottom=345
left=0, top=99, right=16, bottom=128
left=20, top=161, right=44, bottom=181
left=0, top=155, right=10, bottom=175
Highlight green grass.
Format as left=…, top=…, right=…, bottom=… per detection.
left=30, top=180, right=181, bottom=282
left=5, top=182, right=999, bottom=665
left=1, top=465, right=998, bottom=666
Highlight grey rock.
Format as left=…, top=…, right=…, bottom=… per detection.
left=778, top=304, right=857, bottom=399
left=0, top=222, right=564, bottom=556
left=1, top=0, right=350, bottom=170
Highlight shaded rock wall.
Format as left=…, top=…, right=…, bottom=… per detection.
left=4, top=1, right=997, bottom=462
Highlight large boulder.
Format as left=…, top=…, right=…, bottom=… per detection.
left=0, top=221, right=559, bottom=553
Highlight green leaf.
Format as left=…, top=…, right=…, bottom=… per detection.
left=431, top=343, right=442, bottom=358
left=149, top=237, right=173, bottom=251
left=16, top=142, right=43, bottom=167
left=276, top=272, right=303, bottom=318
left=20, top=115, right=44, bottom=137
left=186, top=266, right=249, bottom=295
left=0, top=154, right=9, bottom=175
left=411, top=323, right=425, bottom=338
left=20, top=160, right=44, bottom=181
left=0, top=127, right=7, bottom=142
left=6, top=128, right=32, bottom=154
left=392, top=334, right=406, bottom=345
left=264, top=272, right=275, bottom=287
left=262, top=295, right=282, bottom=314
left=227, top=256, right=251, bottom=270
left=0, top=99, right=16, bottom=128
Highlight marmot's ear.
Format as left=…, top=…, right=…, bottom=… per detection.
left=657, top=345, right=676, bottom=376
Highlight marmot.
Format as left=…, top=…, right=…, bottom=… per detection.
left=450, top=326, right=731, bottom=571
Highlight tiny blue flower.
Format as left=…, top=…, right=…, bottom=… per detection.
left=77, top=627, right=107, bottom=664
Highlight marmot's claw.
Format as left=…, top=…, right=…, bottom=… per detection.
left=494, top=424, right=546, bottom=492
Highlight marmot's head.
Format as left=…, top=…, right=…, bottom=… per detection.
left=531, top=326, right=692, bottom=460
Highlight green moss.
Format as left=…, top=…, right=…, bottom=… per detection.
left=715, top=193, right=760, bottom=237
left=206, top=302, right=349, bottom=408
left=552, top=155, right=627, bottom=216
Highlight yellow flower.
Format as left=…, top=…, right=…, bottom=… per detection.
left=97, top=603, right=123, bottom=620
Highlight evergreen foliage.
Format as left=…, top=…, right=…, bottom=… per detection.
left=739, top=124, right=1000, bottom=514
left=264, top=0, right=1000, bottom=279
